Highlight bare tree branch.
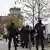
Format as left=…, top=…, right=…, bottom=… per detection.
left=15, top=0, right=48, bottom=26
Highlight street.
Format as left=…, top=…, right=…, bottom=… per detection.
left=0, top=39, right=50, bottom=50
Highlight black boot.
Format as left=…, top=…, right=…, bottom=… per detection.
left=21, top=43, right=25, bottom=48
left=25, top=44, right=28, bottom=48
left=22, top=44, right=24, bottom=48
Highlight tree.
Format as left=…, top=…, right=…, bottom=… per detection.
left=15, top=0, right=48, bottom=28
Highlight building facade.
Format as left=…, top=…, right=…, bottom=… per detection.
left=0, top=7, right=23, bottom=34
left=8, top=7, right=23, bottom=28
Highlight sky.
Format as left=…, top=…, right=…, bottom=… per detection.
left=0, top=0, right=13, bottom=15
left=0, top=0, right=49, bottom=14
left=0, top=0, right=49, bottom=15
left=0, top=0, right=24, bottom=15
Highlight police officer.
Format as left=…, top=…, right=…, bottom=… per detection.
left=20, top=26, right=25, bottom=48
left=20, top=25, right=29, bottom=48
left=7, top=20, right=18, bottom=50
left=34, top=19, right=45, bottom=50
left=24, top=25, right=29, bottom=48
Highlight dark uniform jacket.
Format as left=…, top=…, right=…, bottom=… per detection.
left=34, top=23, right=45, bottom=39
left=7, top=25, right=17, bottom=38
left=20, top=27, right=29, bottom=43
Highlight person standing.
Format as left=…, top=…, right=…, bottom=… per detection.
left=20, top=26, right=25, bottom=48
left=7, top=20, right=18, bottom=50
left=24, top=25, right=29, bottom=48
left=34, top=19, right=45, bottom=50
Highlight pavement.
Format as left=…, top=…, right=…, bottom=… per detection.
left=0, top=39, right=50, bottom=50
